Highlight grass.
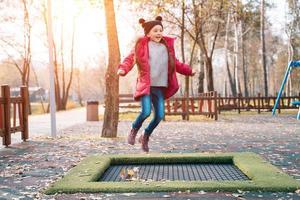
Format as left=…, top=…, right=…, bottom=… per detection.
left=30, top=102, right=48, bottom=115
left=30, top=101, right=82, bottom=115
left=45, top=152, right=300, bottom=194
left=98, top=108, right=300, bottom=121
left=221, top=109, right=299, bottom=116
left=99, top=112, right=213, bottom=122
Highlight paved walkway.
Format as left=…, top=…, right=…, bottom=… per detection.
left=0, top=109, right=299, bottom=199
left=28, top=107, right=87, bottom=137
left=1, top=106, right=105, bottom=147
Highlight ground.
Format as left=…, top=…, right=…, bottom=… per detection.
left=0, top=109, right=299, bottom=200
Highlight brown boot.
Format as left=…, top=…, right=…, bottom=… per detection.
left=138, top=133, right=150, bottom=152
left=127, top=128, right=138, bottom=145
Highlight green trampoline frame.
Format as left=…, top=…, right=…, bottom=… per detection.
left=45, top=152, right=300, bottom=194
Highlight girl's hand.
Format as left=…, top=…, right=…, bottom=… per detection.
left=191, top=69, right=196, bottom=76
left=117, top=69, right=126, bottom=76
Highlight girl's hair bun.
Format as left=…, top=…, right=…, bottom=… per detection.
left=155, top=16, right=162, bottom=21
left=139, top=18, right=145, bottom=25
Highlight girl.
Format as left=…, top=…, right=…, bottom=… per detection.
left=117, top=16, right=195, bottom=152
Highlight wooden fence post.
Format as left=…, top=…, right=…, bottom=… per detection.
left=204, top=93, right=208, bottom=118
left=21, top=86, right=29, bottom=141
left=1, top=85, right=11, bottom=146
left=218, top=94, right=221, bottom=114
left=238, top=93, right=241, bottom=114
left=278, top=95, right=281, bottom=114
left=198, top=93, right=203, bottom=113
left=0, top=89, right=3, bottom=135
left=174, top=99, right=178, bottom=113
left=186, top=96, right=190, bottom=121
left=209, top=92, right=213, bottom=118
left=190, top=98, right=195, bottom=113
left=214, top=91, right=218, bottom=120
left=181, top=98, right=184, bottom=120
left=257, top=93, right=261, bottom=114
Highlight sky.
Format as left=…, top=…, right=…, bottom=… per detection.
left=0, top=0, right=140, bottom=69
left=266, top=0, right=288, bottom=38
left=0, top=0, right=292, bottom=70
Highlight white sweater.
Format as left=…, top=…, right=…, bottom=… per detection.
left=148, top=41, right=168, bottom=87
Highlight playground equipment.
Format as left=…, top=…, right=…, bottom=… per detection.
left=272, top=60, right=300, bottom=120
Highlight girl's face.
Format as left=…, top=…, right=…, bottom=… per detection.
left=147, top=25, right=163, bottom=43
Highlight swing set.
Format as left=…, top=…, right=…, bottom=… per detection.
left=272, top=60, right=300, bottom=120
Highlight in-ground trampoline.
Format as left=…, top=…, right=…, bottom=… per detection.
left=45, top=152, right=300, bottom=194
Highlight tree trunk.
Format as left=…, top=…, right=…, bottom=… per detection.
left=198, top=34, right=214, bottom=92
left=224, top=12, right=236, bottom=96
left=62, top=18, right=75, bottom=110
left=260, top=0, right=268, bottom=96
left=241, top=20, right=249, bottom=97
left=234, top=14, right=240, bottom=96
left=189, top=40, right=197, bottom=97
left=22, top=0, right=32, bottom=114
left=54, top=60, right=62, bottom=110
left=192, top=0, right=204, bottom=94
left=224, top=78, right=228, bottom=96
left=180, top=0, right=189, bottom=120
left=60, top=20, right=66, bottom=109
left=32, top=65, right=46, bottom=113
left=75, top=69, right=83, bottom=107
left=198, top=51, right=204, bottom=94
left=205, top=57, right=214, bottom=91
left=101, top=0, right=120, bottom=138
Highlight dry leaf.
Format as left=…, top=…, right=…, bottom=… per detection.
left=127, top=169, right=135, bottom=177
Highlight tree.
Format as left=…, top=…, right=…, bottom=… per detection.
left=232, top=0, right=249, bottom=96
left=101, top=0, right=120, bottom=138
left=42, top=2, right=75, bottom=111
left=186, top=0, right=225, bottom=92
left=0, top=60, right=22, bottom=86
left=162, top=0, right=224, bottom=92
left=223, top=0, right=263, bottom=97
left=286, top=0, right=300, bottom=60
left=73, top=68, right=84, bottom=107
left=0, top=0, right=32, bottom=113
left=260, top=0, right=268, bottom=96
left=224, top=11, right=237, bottom=96
left=285, top=0, right=300, bottom=95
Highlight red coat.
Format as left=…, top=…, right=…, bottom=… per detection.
left=119, top=36, right=192, bottom=100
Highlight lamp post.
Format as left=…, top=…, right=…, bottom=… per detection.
left=47, top=0, right=57, bottom=137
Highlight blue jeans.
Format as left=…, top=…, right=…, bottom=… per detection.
left=132, top=87, right=165, bottom=136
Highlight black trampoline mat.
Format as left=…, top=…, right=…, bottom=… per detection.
left=99, top=163, right=249, bottom=182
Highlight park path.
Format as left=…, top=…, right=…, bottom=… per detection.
left=1, top=106, right=106, bottom=147
left=28, top=107, right=88, bottom=137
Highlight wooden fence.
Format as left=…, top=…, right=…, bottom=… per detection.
left=0, top=85, right=29, bottom=146
left=119, top=92, right=300, bottom=120
left=119, top=91, right=218, bottom=120
left=119, top=94, right=139, bottom=108
left=165, top=91, right=218, bottom=120
left=218, top=93, right=300, bottom=114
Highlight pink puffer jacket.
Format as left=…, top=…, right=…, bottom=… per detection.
left=118, top=36, right=192, bottom=100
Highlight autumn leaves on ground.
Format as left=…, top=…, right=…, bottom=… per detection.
left=1, top=114, right=300, bottom=199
